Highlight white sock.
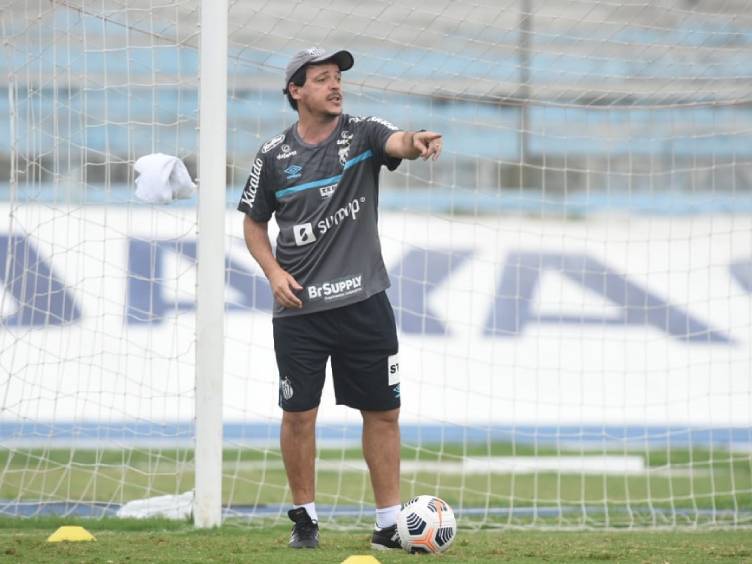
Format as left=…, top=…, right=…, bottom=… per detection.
left=376, top=504, right=401, bottom=529
left=294, top=502, right=318, bottom=523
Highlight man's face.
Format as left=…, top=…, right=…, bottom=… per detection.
left=292, top=63, right=343, bottom=117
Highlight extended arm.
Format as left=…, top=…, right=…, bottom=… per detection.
left=243, top=215, right=303, bottom=310
left=385, top=130, right=443, bottom=161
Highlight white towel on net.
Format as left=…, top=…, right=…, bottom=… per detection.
left=134, top=153, right=196, bottom=204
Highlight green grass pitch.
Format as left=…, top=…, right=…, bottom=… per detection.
left=0, top=442, right=751, bottom=563
left=0, top=517, right=751, bottom=563
left=1, top=443, right=750, bottom=528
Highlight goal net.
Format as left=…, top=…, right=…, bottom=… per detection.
left=1, top=0, right=751, bottom=528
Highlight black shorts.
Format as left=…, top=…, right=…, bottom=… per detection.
left=272, top=291, right=400, bottom=412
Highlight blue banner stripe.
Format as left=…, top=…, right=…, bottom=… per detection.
left=276, top=174, right=342, bottom=199
left=275, top=149, right=374, bottom=199
left=343, top=149, right=373, bottom=170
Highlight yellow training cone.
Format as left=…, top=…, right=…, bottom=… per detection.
left=341, top=556, right=380, bottom=564
left=47, top=526, right=96, bottom=542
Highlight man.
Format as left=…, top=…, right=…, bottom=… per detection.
left=237, top=47, right=442, bottom=550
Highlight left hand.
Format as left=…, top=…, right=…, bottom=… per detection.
left=413, top=131, right=443, bottom=161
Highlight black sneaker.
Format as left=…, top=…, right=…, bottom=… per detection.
left=287, top=507, right=319, bottom=549
left=371, top=523, right=401, bottom=550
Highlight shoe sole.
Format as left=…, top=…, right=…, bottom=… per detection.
left=371, top=542, right=401, bottom=551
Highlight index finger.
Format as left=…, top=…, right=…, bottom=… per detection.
left=283, top=284, right=303, bottom=308
left=420, top=132, right=442, bottom=142
left=274, top=280, right=302, bottom=309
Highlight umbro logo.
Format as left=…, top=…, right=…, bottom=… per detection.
left=285, top=165, right=303, bottom=180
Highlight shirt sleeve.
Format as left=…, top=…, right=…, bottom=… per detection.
left=363, top=116, right=402, bottom=171
left=236, top=150, right=275, bottom=222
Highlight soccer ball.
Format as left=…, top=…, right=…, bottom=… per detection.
left=396, top=495, right=457, bottom=554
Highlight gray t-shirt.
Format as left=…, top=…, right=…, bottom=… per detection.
left=237, top=114, right=402, bottom=317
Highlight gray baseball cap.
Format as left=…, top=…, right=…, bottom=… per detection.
left=283, top=47, right=354, bottom=93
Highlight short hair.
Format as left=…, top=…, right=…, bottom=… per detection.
left=284, top=66, right=308, bottom=111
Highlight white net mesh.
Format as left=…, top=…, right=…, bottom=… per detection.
left=1, top=0, right=751, bottom=528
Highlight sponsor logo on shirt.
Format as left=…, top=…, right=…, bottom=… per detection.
left=319, top=184, right=337, bottom=198
left=276, top=144, right=297, bottom=160
left=317, top=197, right=363, bottom=235
left=292, top=222, right=316, bottom=246
left=307, top=274, right=363, bottom=301
left=240, top=157, right=263, bottom=209
left=348, top=116, right=365, bottom=124
left=284, top=164, right=303, bottom=180
left=368, top=116, right=399, bottom=131
left=292, top=198, right=363, bottom=246
left=262, top=134, right=284, bottom=153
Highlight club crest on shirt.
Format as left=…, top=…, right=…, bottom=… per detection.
left=337, top=130, right=352, bottom=166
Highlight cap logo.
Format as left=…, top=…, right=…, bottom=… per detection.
left=305, top=47, right=324, bottom=57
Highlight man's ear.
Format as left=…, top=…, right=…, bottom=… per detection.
left=288, top=83, right=302, bottom=102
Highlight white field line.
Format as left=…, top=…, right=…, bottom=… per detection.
left=218, top=456, right=709, bottom=476
left=358, top=456, right=647, bottom=475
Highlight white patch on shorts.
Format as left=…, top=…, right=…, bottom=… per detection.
left=387, top=354, right=400, bottom=385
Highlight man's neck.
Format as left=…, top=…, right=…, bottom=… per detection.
left=296, top=112, right=340, bottom=145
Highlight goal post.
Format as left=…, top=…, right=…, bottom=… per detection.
left=194, top=0, right=227, bottom=529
